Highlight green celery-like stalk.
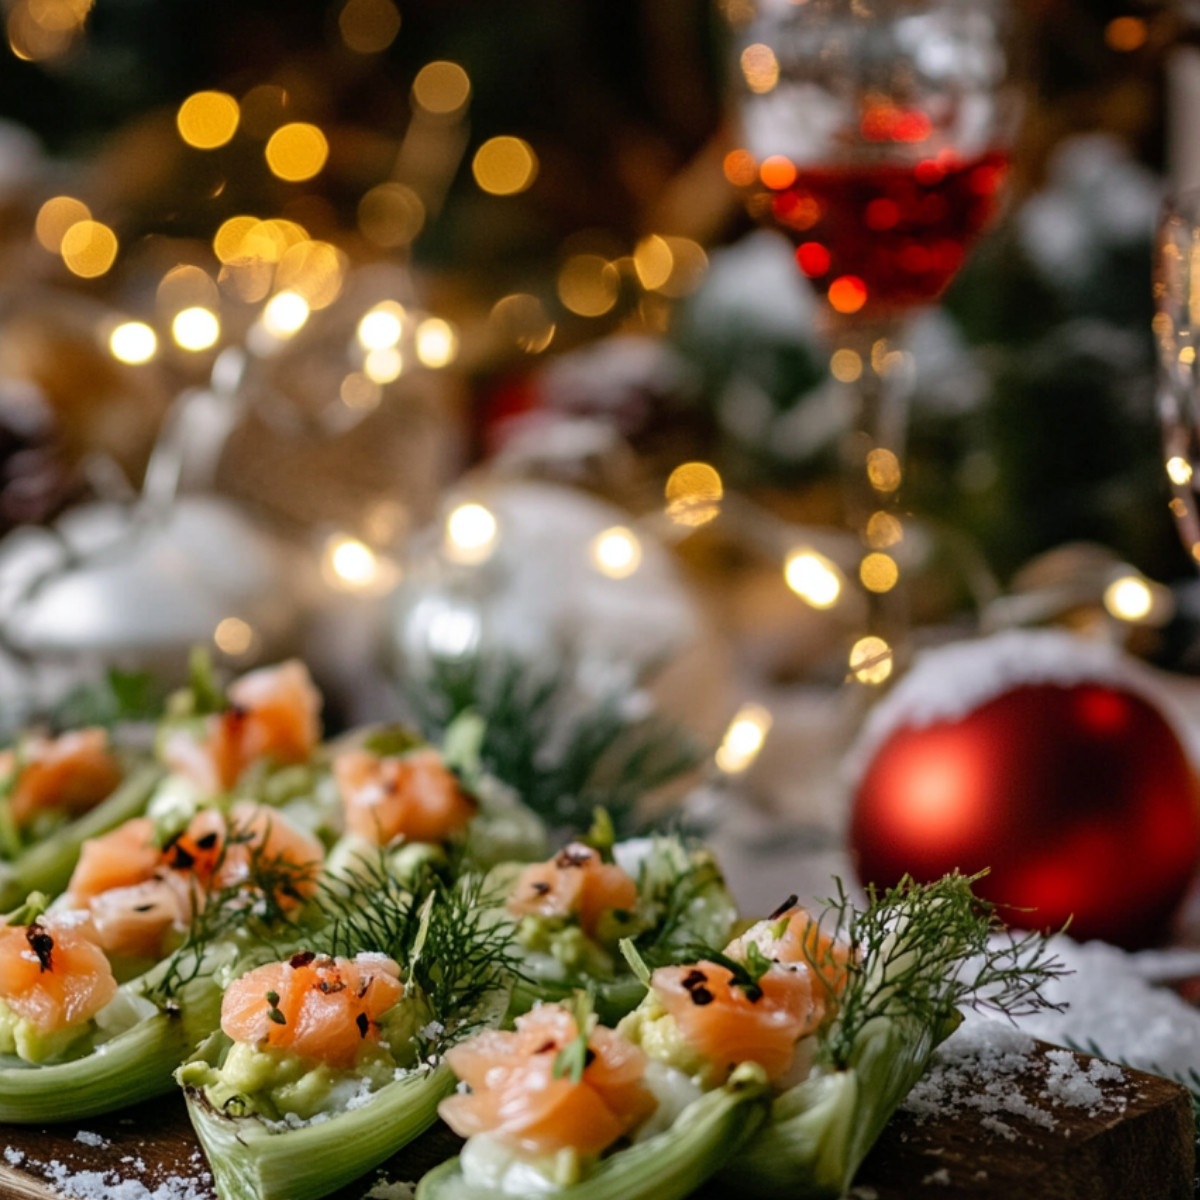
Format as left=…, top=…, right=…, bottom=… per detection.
left=0, top=761, right=162, bottom=910
left=417, top=1062, right=769, bottom=1200
left=181, top=1032, right=455, bottom=1200
left=718, top=873, right=1064, bottom=1197
left=0, top=966, right=222, bottom=1123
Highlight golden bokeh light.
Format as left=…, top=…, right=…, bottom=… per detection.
left=363, top=346, right=403, bottom=383
left=261, top=290, right=310, bottom=338
left=472, top=136, right=538, bottom=196
left=830, top=348, right=863, bottom=383
left=866, top=447, right=902, bottom=492
left=60, top=220, right=118, bottom=278
left=665, top=461, right=723, bottom=527
left=158, top=264, right=220, bottom=317
left=213, top=216, right=260, bottom=264
left=784, top=549, right=841, bottom=609
left=412, top=60, right=471, bottom=115
left=1181, top=346, right=1196, bottom=366
left=214, top=616, right=255, bottom=656
left=176, top=91, right=240, bottom=150
left=490, top=293, right=555, bottom=353
left=590, top=526, right=642, bottom=579
left=740, top=42, right=780, bottom=93
left=338, top=0, right=401, bottom=54
left=715, top=703, right=773, bottom=774
left=633, top=235, right=673, bottom=291
left=654, top=237, right=708, bottom=298
left=357, top=182, right=425, bottom=248
left=265, top=123, right=329, bottom=182
left=172, top=307, right=221, bottom=352
left=108, top=321, right=157, bottom=365
left=849, top=636, right=893, bottom=685
left=865, top=511, right=903, bottom=549
left=35, top=195, right=90, bottom=252
left=1167, top=456, right=1194, bottom=486
left=445, top=503, right=498, bottom=564
left=357, top=302, right=406, bottom=350
left=340, top=372, right=382, bottom=411
left=415, top=318, right=458, bottom=368
left=558, top=254, right=620, bottom=317
left=324, top=536, right=381, bottom=590
left=28, top=0, right=92, bottom=33
left=275, top=240, right=345, bottom=309
left=860, top=552, right=899, bottom=593
left=1104, top=575, right=1154, bottom=622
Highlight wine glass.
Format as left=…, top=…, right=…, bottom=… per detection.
left=722, top=0, right=1020, bottom=654
left=1157, top=188, right=1200, bottom=559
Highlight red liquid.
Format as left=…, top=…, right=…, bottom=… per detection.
left=747, top=151, right=1008, bottom=314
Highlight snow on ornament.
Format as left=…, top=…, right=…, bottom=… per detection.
left=847, top=629, right=1200, bottom=950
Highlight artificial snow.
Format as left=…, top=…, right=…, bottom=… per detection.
left=73, top=1131, right=109, bottom=1149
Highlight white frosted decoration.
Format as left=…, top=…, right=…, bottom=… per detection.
left=740, top=82, right=845, bottom=163
left=6, top=496, right=310, bottom=660
left=688, top=231, right=817, bottom=346
left=844, top=629, right=1198, bottom=786
left=395, top=480, right=700, bottom=693
left=966, top=935, right=1200, bottom=1084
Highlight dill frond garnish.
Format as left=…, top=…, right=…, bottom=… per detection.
left=630, top=844, right=734, bottom=964
left=397, top=650, right=705, bottom=836
left=317, top=857, right=518, bottom=1057
left=145, top=814, right=317, bottom=1004
left=813, top=873, right=1069, bottom=1071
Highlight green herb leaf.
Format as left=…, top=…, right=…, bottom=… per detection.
left=362, top=725, right=426, bottom=758
left=552, top=986, right=596, bottom=1085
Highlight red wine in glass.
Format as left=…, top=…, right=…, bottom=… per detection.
left=743, top=149, right=1009, bottom=316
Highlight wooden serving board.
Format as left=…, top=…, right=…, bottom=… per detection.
left=0, top=1046, right=1191, bottom=1200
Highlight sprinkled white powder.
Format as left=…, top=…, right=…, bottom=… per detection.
left=73, top=1131, right=109, bottom=1149
left=363, top=1182, right=416, bottom=1200
left=4, top=1147, right=24, bottom=1165
left=922, top=1168, right=951, bottom=1185
left=844, top=630, right=1197, bottom=783
left=904, top=1013, right=1130, bottom=1141
left=11, top=1154, right=212, bottom=1200
left=987, top=935, right=1200, bottom=1082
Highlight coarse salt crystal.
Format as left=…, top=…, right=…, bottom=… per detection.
left=74, top=1131, right=109, bottom=1149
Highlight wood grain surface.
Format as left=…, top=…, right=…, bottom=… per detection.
left=0, top=1045, right=1191, bottom=1199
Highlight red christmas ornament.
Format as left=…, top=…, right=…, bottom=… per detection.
left=848, top=631, right=1200, bottom=949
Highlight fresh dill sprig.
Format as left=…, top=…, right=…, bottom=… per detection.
left=397, top=650, right=705, bottom=836
left=317, top=858, right=518, bottom=1056
left=814, top=873, right=1069, bottom=1071
left=631, top=847, right=731, bottom=963
left=145, top=814, right=317, bottom=1004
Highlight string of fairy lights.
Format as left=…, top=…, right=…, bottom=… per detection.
left=0, top=0, right=1180, bottom=781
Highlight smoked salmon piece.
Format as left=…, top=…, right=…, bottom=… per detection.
left=1, top=729, right=123, bottom=829
left=65, top=803, right=324, bottom=962
left=0, top=915, right=117, bottom=1033
left=440, top=1003, right=657, bottom=1158
left=726, top=905, right=853, bottom=999
left=162, top=660, right=322, bottom=794
left=334, top=747, right=476, bottom=846
left=507, top=844, right=638, bottom=939
left=650, top=960, right=825, bottom=1084
left=221, top=952, right=404, bottom=1070
left=66, top=818, right=160, bottom=904
left=214, top=802, right=324, bottom=904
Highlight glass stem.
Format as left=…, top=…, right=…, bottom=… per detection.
left=831, top=316, right=915, bottom=667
